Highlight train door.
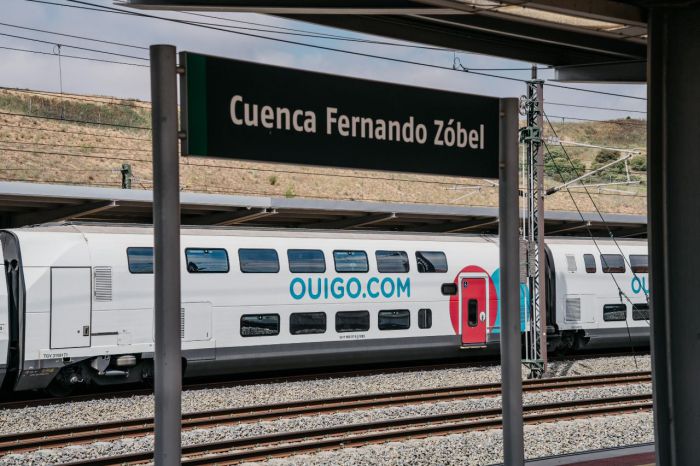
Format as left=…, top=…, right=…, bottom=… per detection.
left=50, top=267, right=91, bottom=349
left=460, top=275, right=488, bottom=346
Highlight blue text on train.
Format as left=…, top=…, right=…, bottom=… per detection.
left=631, top=276, right=649, bottom=295
left=290, top=276, right=410, bottom=300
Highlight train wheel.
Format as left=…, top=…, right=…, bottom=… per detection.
left=44, top=376, right=76, bottom=397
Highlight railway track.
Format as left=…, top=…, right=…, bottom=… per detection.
left=62, top=393, right=652, bottom=466
left=0, top=359, right=494, bottom=411
left=0, top=370, right=651, bottom=458
left=0, top=350, right=648, bottom=411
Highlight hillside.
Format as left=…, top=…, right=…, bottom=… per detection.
left=0, top=88, right=647, bottom=215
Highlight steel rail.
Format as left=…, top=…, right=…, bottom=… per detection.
left=62, top=393, right=653, bottom=466
left=0, top=351, right=648, bottom=411
left=0, top=371, right=651, bottom=455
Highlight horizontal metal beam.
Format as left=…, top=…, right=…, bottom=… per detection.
left=126, top=0, right=455, bottom=14
left=185, top=208, right=277, bottom=226
left=305, top=212, right=397, bottom=229
left=11, top=200, right=117, bottom=227
left=619, top=226, right=648, bottom=238
left=413, top=2, right=646, bottom=56
left=546, top=221, right=591, bottom=235
left=288, top=14, right=644, bottom=67
left=445, top=218, right=498, bottom=233
left=496, top=0, right=647, bottom=27
left=412, top=217, right=497, bottom=233
left=555, top=61, right=646, bottom=82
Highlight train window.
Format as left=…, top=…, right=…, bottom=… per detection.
left=418, top=309, right=432, bottom=329
left=333, top=250, right=369, bottom=273
left=416, top=251, right=448, bottom=273
left=630, top=255, right=649, bottom=273
left=239, top=249, right=280, bottom=273
left=376, top=250, right=409, bottom=273
left=288, top=249, right=325, bottom=273
left=583, top=254, right=597, bottom=273
left=185, top=248, right=229, bottom=273
left=603, top=304, right=627, bottom=321
left=240, top=314, right=280, bottom=337
left=378, top=310, right=410, bottom=330
left=633, top=303, right=650, bottom=321
left=290, top=312, right=327, bottom=335
left=335, top=311, right=370, bottom=332
left=127, top=247, right=153, bottom=274
left=565, top=255, right=577, bottom=273
left=600, top=254, right=625, bottom=273
left=468, top=299, right=479, bottom=327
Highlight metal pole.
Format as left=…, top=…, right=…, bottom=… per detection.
left=533, top=73, right=547, bottom=374
left=648, top=5, right=700, bottom=465
left=499, top=97, right=524, bottom=465
left=150, top=44, right=181, bottom=466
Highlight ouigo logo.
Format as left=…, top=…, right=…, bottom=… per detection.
left=290, top=276, right=410, bottom=300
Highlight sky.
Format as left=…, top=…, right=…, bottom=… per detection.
left=1, top=0, right=647, bottom=122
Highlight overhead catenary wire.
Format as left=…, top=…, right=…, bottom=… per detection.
left=547, top=115, right=646, bottom=127
left=543, top=112, right=649, bottom=299
left=0, top=122, right=152, bottom=142
left=0, top=45, right=149, bottom=68
left=39, top=0, right=527, bottom=84
left=0, top=87, right=151, bottom=108
left=0, top=31, right=148, bottom=61
left=0, top=21, right=148, bottom=50
left=0, top=110, right=151, bottom=130
left=23, top=0, right=647, bottom=104
left=545, top=101, right=646, bottom=115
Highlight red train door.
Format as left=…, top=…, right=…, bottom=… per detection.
left=461, top=277, right=487, bottom=346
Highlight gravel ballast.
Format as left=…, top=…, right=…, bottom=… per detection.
left=0, top=380, right=652, bottom=466
left=0, top=354, right=650, bottom=436
left=244, top=412, right=654, bottom=466
left=0, top=355, right=652, bottom=465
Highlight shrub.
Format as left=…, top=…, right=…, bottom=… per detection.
left=630, top=156, right=647, bottom=172
left=544, top=149, right=585, bottom=182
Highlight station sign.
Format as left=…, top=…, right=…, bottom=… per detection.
left=180, top=52, right=500, bottom=178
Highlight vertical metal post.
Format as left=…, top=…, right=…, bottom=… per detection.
left=533, top=72, right=547, bottom=374
left=499, top=97, right=524, bottom=465
left=522, top=69, right=545, bottom=378
left=150, top=44, right=181, bottom=466
left=648, top=5, right=700, bottom=465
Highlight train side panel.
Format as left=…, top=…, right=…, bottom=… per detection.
left=547, top=239, right=649, bottom=350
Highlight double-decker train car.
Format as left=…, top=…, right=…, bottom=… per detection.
left=0, top=224, right=648, bottom=394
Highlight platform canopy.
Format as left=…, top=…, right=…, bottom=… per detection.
left=126, top=0, right=648, bottom=82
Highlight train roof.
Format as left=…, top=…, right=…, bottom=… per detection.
left=4, top=222, right=646, bottom=246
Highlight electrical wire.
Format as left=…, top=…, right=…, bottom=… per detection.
left=545, top=101, right=646, bottom=115
left=543, top=112, right=649, bottom=299
left=0, top=21, right=147, bottom=50
left=547, top=115, right=646, bottom=127
left=0, top=122, right=152, bottom=141
left=43, top=0, right=527, bottom=84
left=542, top=143, right=644, bottom=368
left=545, top=82, right=646, bottom=101
left=0, top=31, right=148, bottom=61
left=0, top=86, right=150, bottom=108
left=0, top=110, right=151, bottom=130
left=0, top=44, right=148, bottom=67
left=0, top=138, right=151, bottom=152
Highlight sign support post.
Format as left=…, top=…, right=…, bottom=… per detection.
left=499, top=97, right=524, bottom=464
left=150, top=44, right=182, bottom=466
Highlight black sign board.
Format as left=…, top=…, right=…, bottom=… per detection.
left=180, top=52, right=500, bottom=178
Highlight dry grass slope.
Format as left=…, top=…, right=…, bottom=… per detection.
left=0, top=89, right=647, bottom=214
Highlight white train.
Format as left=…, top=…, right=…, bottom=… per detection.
left=0, top=224, right=649, bottom=394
